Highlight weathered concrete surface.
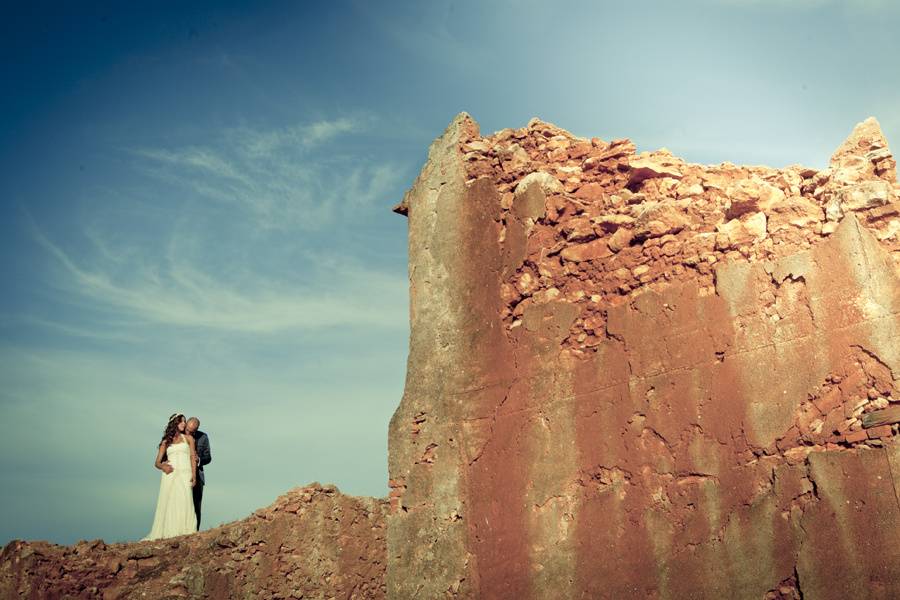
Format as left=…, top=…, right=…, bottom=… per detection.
left=0, top=484, right=387, bottom=600
left=390, top=115, right=900, bottom=599
left=387, top=114, right=514, bottom=598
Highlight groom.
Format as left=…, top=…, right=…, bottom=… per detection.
left=186, top=417, right=212, bottom=530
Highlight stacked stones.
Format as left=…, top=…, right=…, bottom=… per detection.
left=452, top=116, right=899, bottom=355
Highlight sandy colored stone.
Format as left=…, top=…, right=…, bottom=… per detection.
left=767, top=195, right=824, bottom=232
left=632, top=201, right=689, bottom=239
left=514, top=171, right=565, bottom=197
left=830, top=116, right=895, bottom=182
left=608, top=227, right=634, bottom=252
left=836, top=180, right=893, bottom=212
left=725, top=176, right=786, bottom=219
left=627, top=153, right=684, bottom=186
left=716, top=212, right=767, bottom=248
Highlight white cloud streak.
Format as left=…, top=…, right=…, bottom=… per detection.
left=0, top=314, right=141, bottom=343
left=133, top=116, right=404, bottom=231
left=30, top=221, right=406, bottom=334
left=22, top=115, right=410, bottom=334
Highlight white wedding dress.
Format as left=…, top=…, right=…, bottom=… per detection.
left=143, top=436, right=197, bottom=540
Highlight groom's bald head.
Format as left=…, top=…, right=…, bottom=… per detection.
left=187, top=417, right=200, bottom=433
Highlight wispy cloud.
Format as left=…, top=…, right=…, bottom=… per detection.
left=29, top=219, right=406, bottom=334
left=237, top=118, right=359, bottom=155
left=132, top=116, right=405, bottom=231
left=20, top=112, right=411, bottom=336
left=0, top=314, right=141, bottom=343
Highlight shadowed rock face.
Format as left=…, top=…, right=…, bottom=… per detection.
left=389, top=114, right=900, bottom=599
left=0, top=485, right=387, bottom=600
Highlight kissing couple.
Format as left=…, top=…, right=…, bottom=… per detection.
left=143, top=413, right=212, bottom=541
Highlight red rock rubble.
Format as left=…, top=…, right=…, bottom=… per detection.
left=455, top=116, right=899, bottom=354
left=0, top=484, right=387, bottom=600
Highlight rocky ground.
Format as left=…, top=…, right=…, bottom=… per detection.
left=0, top=484, right=387, bottom=600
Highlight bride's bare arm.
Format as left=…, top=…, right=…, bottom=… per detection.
left=187, top=435, right=197, bottom=486
left=154, top=442, right=172, bottom=474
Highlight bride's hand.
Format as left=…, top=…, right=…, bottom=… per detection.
left=162, top=463, right=174, bottom=474
left=190, top=478, right=196, bottom=487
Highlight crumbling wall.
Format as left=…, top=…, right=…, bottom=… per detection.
left=0, top=485, right=387, bottom=600
left=389, top=114, right=900, bottom=599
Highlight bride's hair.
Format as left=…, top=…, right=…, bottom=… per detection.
left=160, top=413, right=185, bottom=447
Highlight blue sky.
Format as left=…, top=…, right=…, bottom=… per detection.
left=1, top=0, right=898, bottom=544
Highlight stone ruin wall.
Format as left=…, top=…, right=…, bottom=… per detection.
left=387, top=113, right=900, bottom=599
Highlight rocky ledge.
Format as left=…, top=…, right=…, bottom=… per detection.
left=0, top=484, right=387, bottom=600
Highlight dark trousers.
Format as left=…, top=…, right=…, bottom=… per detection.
left=192, top=482, right=204, bottom=530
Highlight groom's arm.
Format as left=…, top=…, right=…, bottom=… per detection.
left=198, top=434, right=212, bottom=467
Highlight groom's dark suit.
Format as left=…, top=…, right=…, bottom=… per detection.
left=192, top=430, right=212, bottom=529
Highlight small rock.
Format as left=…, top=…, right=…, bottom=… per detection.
left=514, top=171, right=565, bottom=197
left=463, top=140, right=490, bottom=152
left=561, top=239, right=612, bottom=263
left=608, top=228, right=634, bottom=253
left=126, top=547, right=155, bottom=560
left=627, top=157, right=683, bottom=187
left=767, top=196, right=824, bottom=232
left=591, top=214, right=634, bottom=232
left=866, top=201, right=900, bottom=222
left=562, top=217, right=598, bottom=242
left=725, top=177, right=786, bottom=220
left=743, top=211, right=768, bottom=239
left=573, top=182, right=605, bottom=202
left=716, top=212, right=766, bottom=249
left=106, top=557, right=122, bottom=574
left=282, top=502, right=302, bottom=514
left=836, top=180, right=893, bottom=212
left=676, top=182, right=704, bottom=198
left=499, top=143, right=530, bottom=172
left=632, top=201, right=689, bottom=239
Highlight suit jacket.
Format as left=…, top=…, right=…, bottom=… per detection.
left=194, top=430, right=212, bottom=486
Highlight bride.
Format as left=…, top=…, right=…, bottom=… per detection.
left=143, top=413, right=198, bottom=540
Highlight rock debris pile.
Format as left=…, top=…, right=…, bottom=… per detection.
left=433, top=116, right=899, bottom=354
left=1, top=485, right=386, bottom=600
